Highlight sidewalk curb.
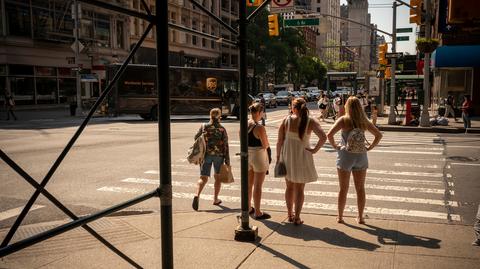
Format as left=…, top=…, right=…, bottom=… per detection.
left=378, top=125, right=480, bottom=133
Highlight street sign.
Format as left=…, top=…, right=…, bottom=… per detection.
left=270, top=0, right=294, bottom=14
left=396, top=27, right=413, bottom=33
left=386, top=52, right=403, bottom=58
left=71, top=41, right=85, bottom=52
left=284, top=18, right=320, bottom=27
left=396, top=36, right=410, bottom=41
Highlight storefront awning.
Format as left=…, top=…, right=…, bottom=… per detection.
left=432, top=45, right=480, bottom=68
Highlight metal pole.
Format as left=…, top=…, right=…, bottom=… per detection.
left=156, top=1, right=174, bottom=268
left=388, top=2, right=398, bottom=125
left=420, top=0, right=431, bottom=127
left=74, top=0, right=82, bottom=116
left=234, top=0, right=257, bottom=242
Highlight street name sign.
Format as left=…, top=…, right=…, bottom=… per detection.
left=284, top=18, right=320, bottom=27
left=396, top=36, right=410, bottom=41
left=396, top=27, right=413, bottom=33
left=270, top=0, right=295, bottom=14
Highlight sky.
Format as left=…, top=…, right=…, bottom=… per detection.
left=340, top=0, right=417, bottom=54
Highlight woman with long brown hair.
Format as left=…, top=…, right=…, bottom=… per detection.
left=327, top=96, right=382, bottom=224
left=277, top=98, right=327, bottom=225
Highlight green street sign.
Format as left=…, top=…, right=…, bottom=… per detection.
left=396, top=36, right=410, bottom=41
left=284, top=18, right=320, bottom=27
left=396, top=27, right=413, bottom=33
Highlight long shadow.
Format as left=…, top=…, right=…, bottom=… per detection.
left=257, top=243, right=310, bottom=269
left=262, top=219, right=380, bottom=251
left=343, top=222, right=441, bottom=249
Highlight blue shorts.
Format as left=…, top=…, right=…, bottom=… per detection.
left=200, top=155, right=225, bottom=177
left=336, top=148, right=368, bottom=172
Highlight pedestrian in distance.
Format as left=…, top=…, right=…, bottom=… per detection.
left=461, top=95, right=473, bottom=131
left=327, top=96, right=383, bottom=224
left=192, top=108, right=230, bottom=211
left=277, top=98, right=327, bottom=225
left=473, top=204, right=480, bottom=246
left=259, top=94, right=267, bottom=126
left=317, top=94, right=329, bottom=122
left=444, top=94, right=457, bottom=121
left=247, top=102, right=271, bottom=219
left=4, top=90, right=17, bottom=121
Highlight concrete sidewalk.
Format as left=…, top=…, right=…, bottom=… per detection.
left=1, top=210, right=478, bottom=268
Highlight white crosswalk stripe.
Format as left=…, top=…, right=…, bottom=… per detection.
left=97, top=131, right=460, bottom=222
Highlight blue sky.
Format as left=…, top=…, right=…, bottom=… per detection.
left=340, top=0, right=417, bottom=54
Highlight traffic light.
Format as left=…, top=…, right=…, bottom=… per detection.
left=268, top=14, right=279, bottom=37
left=378, top=43, right=388, bottom=66
left=247, top=0, right=262, bottom=7
left=409, top=0, right=423, bottom=25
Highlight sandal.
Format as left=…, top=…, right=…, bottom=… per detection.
left=192, top=196, right=199, bottom=211
left=336, top=217, right=345, bottom=224
left=249, top=207, right=255, bottom=215
left=254, top=212, right=271, bottom=220
left=293, top=217, right=304, bottom=226
left=287, top=213, right=294, bottom=222
left=213, top=199, right=222, bottom=206
left=356, top=217, right=365, bottom=224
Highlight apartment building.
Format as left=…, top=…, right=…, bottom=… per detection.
left=311, top=0, right=341, bottom=66
left=346, top=0, right=372, bottom=74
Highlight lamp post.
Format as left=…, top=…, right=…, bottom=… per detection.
left=419, top=0, right=431, bottom=127
left=388, top=2, right=398, bottom=125
left=74, top=0, right=82, bottom=116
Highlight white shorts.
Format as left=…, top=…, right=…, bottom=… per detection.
left=248, top=147, right=269, bottom=173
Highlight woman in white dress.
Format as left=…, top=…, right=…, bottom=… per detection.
left=276, top=98, right=327, bottom=225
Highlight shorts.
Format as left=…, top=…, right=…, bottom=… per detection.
left=200, top=155, right=224, bottom=177
left=336, top=148, right=368, bottom=172
left=248, top=147, right=269, bottom=173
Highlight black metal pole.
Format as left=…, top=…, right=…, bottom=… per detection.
left=156, top=1, right=174, bottom=268
left=239, top=0, right=250, bottom=231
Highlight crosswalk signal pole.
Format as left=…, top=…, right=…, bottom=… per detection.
left=419, top=0, right=431, bottom=127
left=388, top=2, right=398, bottom=125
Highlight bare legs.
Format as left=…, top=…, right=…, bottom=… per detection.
left=285, top=180, right=306, bottom=224
left=336, top=168, right=367, bottom=224
left=195, top=175, right=222, bottom=205
left=248, top=169, right=267, bottom=217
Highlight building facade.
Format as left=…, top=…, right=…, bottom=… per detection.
left=346, top=0, right=372, bottom=75
left=311, top=0, right=341, bottom=66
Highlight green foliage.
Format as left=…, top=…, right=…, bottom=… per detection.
left=332, top=61, right=352, bottom=71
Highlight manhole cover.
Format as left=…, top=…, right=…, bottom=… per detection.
left=446, top=156, right=478, bottom=162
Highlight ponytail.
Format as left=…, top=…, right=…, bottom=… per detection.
left=293, top=98, right=309, bottom=139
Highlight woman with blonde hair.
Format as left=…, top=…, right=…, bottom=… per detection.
left=247, top=102, right=271, bottom=219
left=327, top=96, right=382, bottom=224
left=192, top=108, right=230, bottom=211
left=277, top=98, right=327, bottom=225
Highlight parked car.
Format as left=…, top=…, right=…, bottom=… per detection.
left=307, top=90, right=321, bottom=101
left=276, top=90, right=291, bottom=105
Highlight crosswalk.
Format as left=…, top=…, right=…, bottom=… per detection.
left=96, top=123, right=461, bottom=222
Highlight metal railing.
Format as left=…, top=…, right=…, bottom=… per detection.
left=0, top=0, right=271, bottom=267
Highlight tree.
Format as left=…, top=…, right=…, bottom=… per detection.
left=296, top=56, right=327, bottom=86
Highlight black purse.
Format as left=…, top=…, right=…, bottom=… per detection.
left=274, top=161, right=287, bottom=177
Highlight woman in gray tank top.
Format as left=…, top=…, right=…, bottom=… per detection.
left=326, top=96, right=383, bottom=224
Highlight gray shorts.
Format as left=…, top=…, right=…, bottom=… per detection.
left=336, top=148, right=369, bottom=172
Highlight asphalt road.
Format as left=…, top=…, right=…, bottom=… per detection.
left=1, top=105, right=480, bottom=231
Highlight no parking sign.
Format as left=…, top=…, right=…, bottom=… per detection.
left=270, top=0, right=295, bottom=14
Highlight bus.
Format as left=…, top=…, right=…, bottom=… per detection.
left=106, top=64, right=241, bottom=120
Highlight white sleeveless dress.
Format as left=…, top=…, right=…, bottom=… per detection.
left=281, top=117, right=318, bottom=183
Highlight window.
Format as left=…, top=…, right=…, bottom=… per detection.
left=58, top=78, right=76, bottom=103
left=10, top=65, right=34, bottom=76
left=10, top=77, right=34, bottom=105
left=36, top=78, right=57, bottom=104
left=192, top=35, right=197, bottom=45
left=317, top=7, right=321, bottom=12
left=5, top=0, right=32, bottom=37
left=202, top=38, right=206, bottom=47
left=231, top=55, right=238, bottom=67
left=116, top=20, right=125, bottom=49
left=35, top=66, right=56, bottom=76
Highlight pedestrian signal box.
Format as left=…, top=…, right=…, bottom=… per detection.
left=378, top=43, right=388, bottom=66
left=247, top=0, right=262, bottom=7
left=268, top=14, right=279, bottom=36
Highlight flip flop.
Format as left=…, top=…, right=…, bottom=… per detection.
left=213, top=199, right=222, bottom=206
left=293, top=217, right=304, bottom=226
left=249, top=207, right=255, bottom=215
left=356, top=217, right=365, bottom=224
left=287, top=214, right=294, bottom=222
left=192, top=196, right=199, bottom=211
left=254, top=212, right=271, bottom=220
left=336, top=217, right=345, bottom=224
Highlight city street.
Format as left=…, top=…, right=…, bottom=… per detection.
left=1, top=106, right=479, bottom=230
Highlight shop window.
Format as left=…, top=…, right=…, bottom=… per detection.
left=36, top=78, right=57, bottom=104
left=36, top=66, right=56, bottom=76
left=0, top=65, right=6, bottom=75
left=116, top=20, right=125, bottom=49
left=10, top=77, right=34, bottom=105
left=0, top=77, right=6, bottom=104
left=10, top=65, right=34, bottom=76
left=5, top=0, right=32, bottom=37
left=58, top=78, right=76, bottom=103
left=58, top=68, right=75, bottom=77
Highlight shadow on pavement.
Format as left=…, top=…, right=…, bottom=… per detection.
left=258, top=243, right=310, bottom=269
left=262, top=219, right=380, bottom=251
left=344, top=222, right=441, bottom=249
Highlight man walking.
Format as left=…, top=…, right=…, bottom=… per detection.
left=444, top=94, right=457, bottom=121
left=4, top=90, right=17, bottom=121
